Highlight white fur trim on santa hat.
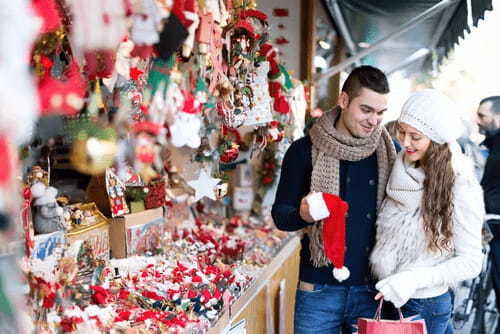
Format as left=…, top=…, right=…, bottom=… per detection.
left=306, top=192, right=330, bottom=221
left=333, top=266, right=350, bottom=282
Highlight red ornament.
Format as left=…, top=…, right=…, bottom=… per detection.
left=0, top=136, right=13, bottom=186
left=273, top=8, right=289, bottom=17
left=38, top=61, right=86, bottom=116
left=84, top=50, right=115, bottom=80
left=31, top=0, right=62, bottom=34
left=130, top=67, right=144, bottom=80
left=219, top=143, right=240, bottom=163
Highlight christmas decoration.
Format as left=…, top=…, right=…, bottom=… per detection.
left=187, top=169, right=221, bottom=202
left=306, top=192, right=350, bottom=282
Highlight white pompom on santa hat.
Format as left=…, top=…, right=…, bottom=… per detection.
left=306, top=192, right=350, bottom=282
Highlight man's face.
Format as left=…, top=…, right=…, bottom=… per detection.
left=337, top=88, right=388, bottom=138
left=477, top=101, right=500, bottom=136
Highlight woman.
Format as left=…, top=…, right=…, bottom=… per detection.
left=370, top=89, right=485, bottom=333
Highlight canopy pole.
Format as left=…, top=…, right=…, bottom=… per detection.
left=327, top=0, right=359, bottom=64
left=316, top=0, right=459, bottom=82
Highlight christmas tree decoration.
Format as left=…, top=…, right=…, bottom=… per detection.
left=218, top=140, right=240, bottom=164
left=266, top=121, right=284, bottom=143
left=187, top=169, right=221, bottom=202
left=132, top=121, right=161, bottom=184
left=38, top=61, right=86, bottom=116
left=69, top=120, right=118, bottom=175
left=181, top=0, right=200, bottom=58
left=69, top=0, right=127, bottom=54
left=169, top=110, right=201, bottom=148
left=31, top=0, right=62, bottom=34
left=244, top=61, right=272, bottom=126
left=130, top=0, right=163, bottom=54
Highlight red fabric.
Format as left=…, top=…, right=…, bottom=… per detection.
left=273, top=8, right=289, bottom=17
left=32, top=0, right=61, bottom=33
left=38, top=61, right=86, bottom=116
left=0, top=136, right=13, bottom=186
left=240, top=9, right=268, bottom=21
left=273, top=94, right=291, bottom=114
left=130, top=67, right=144, bottom=80
left=357, top=318, right=427, bottom=334
left=234, top=20, right=256, bottom=39
left=84, top=50, right=115, bottom=80
left=321, top=193, right=349, bottom=269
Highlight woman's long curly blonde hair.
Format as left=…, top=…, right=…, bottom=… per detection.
left=419, top=142, right=456, bottom=252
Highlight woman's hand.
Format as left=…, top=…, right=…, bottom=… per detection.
left=374, top=292, right=384, bottom=300
left=375, top=271, right=418, bottom=308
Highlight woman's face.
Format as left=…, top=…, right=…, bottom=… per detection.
left=397, top=122, right=431, bottom=164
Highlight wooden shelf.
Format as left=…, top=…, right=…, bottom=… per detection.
left=209, top=235, right=301, bottom=334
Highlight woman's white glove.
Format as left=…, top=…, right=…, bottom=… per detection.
left=375, top=271, right=418, bottom=308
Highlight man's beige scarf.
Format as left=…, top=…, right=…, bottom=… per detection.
left=306, top=107, right=397, bottom=267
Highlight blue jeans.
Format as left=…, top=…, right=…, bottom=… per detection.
left=401, top=292, right=453, bottom=334
left=294, top=284, right=378, bottom=334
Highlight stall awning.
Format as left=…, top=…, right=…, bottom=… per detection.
left=319, top=0, right=493, bottom=80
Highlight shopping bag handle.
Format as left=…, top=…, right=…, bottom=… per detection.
left=374, top=298, right=404, bottom=322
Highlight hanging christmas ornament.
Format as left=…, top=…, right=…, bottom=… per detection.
left=133, top=121, right=161, bottom=184
left=70, top=0, right=127, bottom=54
left=218, top=140, right=240, bottom=164
left=69, top=120, right=118, bottom=175
left=38, top=61, right=86, bottom=116
left=105, top=169, right=129, bottom=217
left=244, top=61, right=272, bottom=126
left=187, top=169, right=221, bottom=202
left=181, top=0, right=199, bottom=58
left=266, top=121, right=284, bottom=143
left=130, top=0, right=163, bottom=59
left=31, top=0, right=62, bottom=34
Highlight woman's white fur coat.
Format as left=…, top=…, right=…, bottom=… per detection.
left=370, top=144, right=485, bottom=307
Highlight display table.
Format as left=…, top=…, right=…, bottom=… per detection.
left=209, top=235, right=301, bottom=334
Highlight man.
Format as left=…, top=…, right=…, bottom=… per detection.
left=272, top=66, right=396, bottom=333
left=476, top=96, right=500, bottom=333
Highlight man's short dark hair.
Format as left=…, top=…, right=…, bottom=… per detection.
left=480, top=96, right=500, bottom=115
left=341, top=65, right=390, bottom=100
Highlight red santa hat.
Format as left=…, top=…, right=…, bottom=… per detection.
left=306, top=192, right=350, bottom=282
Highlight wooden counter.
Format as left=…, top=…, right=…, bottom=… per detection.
left=209, top=235, right=301, bottom=334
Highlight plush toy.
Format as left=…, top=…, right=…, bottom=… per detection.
left=31, top=182, right=67, bottom=235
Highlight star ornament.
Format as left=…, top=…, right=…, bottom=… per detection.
left=188, top=169, right=221, bottom=202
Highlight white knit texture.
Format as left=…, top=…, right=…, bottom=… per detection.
left=399, top=89, right=464, bottom=144
left=306, top=192, right=330, bottom=221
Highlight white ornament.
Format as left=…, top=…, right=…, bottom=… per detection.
left=69, top=0, right=127, bottom=53
left=131, top=0, right=163, bottom=45
left=244, top=61, right=273, bottom=126
left=169, top=112, right=201, bottom=148
left=187, top=169, right=221, bottom=202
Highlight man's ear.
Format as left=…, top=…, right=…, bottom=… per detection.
left=339, top=91, right=349, bottom=110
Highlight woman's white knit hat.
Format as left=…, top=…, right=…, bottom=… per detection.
left=398, top=89, right=464, bottom=144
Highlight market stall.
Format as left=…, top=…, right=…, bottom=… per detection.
left=0, top=0, right=307, bottom=332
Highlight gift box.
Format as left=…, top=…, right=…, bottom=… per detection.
left=65, top=203, right=110, bottom=260
left=144, top=179, right=166, bottom=210
left=109, top=208, right=164, bottom=258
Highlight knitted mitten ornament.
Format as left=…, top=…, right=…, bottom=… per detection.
left=306, top=192, right=350, bottom=282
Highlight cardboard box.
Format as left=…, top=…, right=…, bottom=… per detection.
left=109, top=208, right=164, bottom=258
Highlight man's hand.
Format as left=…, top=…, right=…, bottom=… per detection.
left=299, top=197, right=315, bottom=223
